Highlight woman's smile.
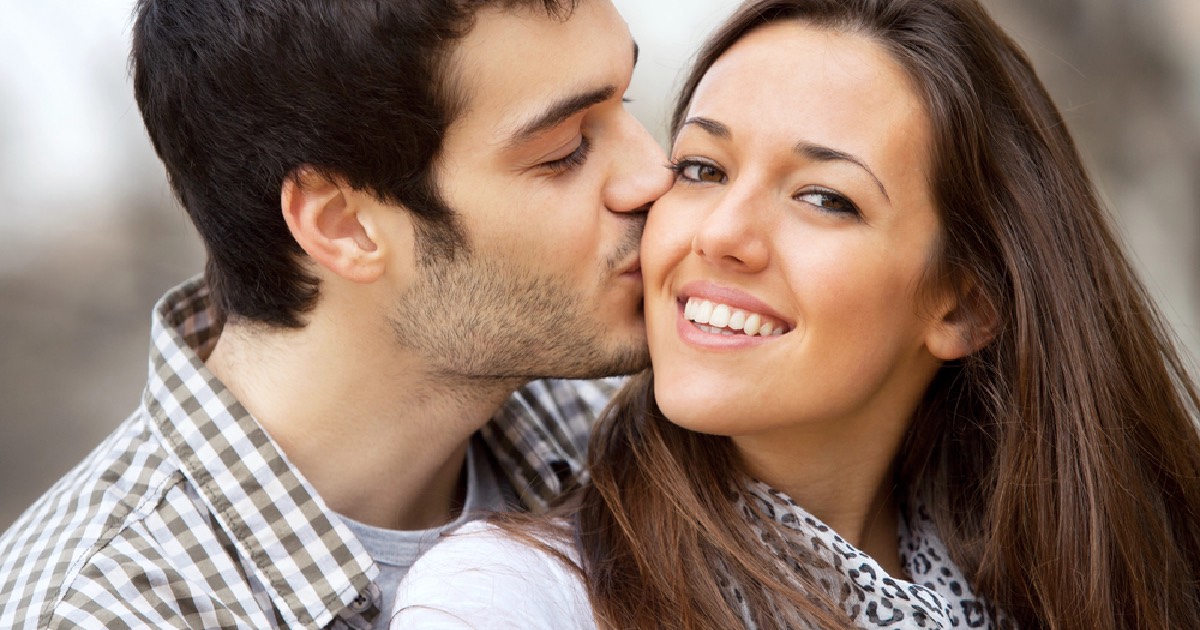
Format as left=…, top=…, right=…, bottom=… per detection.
left=674, top=280, right=794, bottom=349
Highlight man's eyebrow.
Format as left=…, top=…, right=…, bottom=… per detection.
left=794, top=141, right=890, bottom=202
left=503, top=41, right=637, bottom=150
left=505, top=86, right=616, bottom=149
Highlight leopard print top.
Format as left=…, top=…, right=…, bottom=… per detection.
left=725, top=481, right=1017, bottom=629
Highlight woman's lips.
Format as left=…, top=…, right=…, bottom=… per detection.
left=676, top=281, right=793, bottom=330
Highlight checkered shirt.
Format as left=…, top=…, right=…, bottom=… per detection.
left=0, top=277, right=618, bottom=629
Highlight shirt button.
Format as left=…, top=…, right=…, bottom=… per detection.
left=349, top=593, right=371, bottom=613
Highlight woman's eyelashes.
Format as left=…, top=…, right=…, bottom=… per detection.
left=795, top=187, right=861, bottom=218
left=540, top=136, right=592, bottom=174
left=668, top=158, right=726, bottom=184
left=668, top=157, right=862, bottom=218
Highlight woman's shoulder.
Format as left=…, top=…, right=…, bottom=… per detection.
left=391, top=520, right=595, bottom=629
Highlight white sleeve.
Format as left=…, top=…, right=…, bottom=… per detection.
left=389, top=522, right=596, bottom=630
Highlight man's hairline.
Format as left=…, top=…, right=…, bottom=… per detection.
left=437, top=0, right=586, bottom=136
left=421, top=0, right=637, bottom=214
left=436, top=0, right=641, bottom=151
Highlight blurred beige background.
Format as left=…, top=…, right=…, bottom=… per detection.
left=2, top=0, right=1197, bottom=531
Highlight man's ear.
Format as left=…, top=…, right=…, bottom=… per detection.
left=924, top=281, right=999, bottom=361
left=281, top=167, right=384, bottom=284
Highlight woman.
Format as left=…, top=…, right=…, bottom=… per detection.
left=392, top=0, right=1200, bottom=628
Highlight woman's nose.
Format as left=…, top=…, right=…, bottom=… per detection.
left=691, top=187, right=769, bottom=273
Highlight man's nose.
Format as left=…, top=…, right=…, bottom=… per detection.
left=604, top=114, right=673, bottom=213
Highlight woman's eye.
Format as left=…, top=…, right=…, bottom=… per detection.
left=796, top=189, right=860, bottom=216
left=670, top=160, right=726, bottom=184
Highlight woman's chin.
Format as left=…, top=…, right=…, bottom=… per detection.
left=653, top=382, right=741, bottom=437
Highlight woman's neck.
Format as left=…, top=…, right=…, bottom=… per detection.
left=732, top=419, right=908, bottom=576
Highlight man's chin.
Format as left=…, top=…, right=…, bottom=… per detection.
left=595, top=320, right=650, bottom=375
left=602, top=349, right=651, bottom=377
left=544, top=342, right=650, bottom=380
left=597, top=333, right=651, bottom=375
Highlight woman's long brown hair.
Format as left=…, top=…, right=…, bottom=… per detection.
left=561, top=0, right=1200, bottom=628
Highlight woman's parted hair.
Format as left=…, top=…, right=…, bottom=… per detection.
left=575, top=0, right=1200, bottom=628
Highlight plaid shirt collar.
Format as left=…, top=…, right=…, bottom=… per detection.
left=143, top=277, right=595, bottom=628
left=145, top=278, right=379, bottom=628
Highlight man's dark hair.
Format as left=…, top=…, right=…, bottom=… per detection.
left=131, top=0, right=577, bottom=327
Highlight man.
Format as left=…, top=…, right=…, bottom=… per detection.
left=0, top=0, right=670, bottom=627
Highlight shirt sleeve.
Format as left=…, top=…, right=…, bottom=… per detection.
left=390, top=522, right=595, bottom=630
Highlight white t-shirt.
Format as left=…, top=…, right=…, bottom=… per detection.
left=340, top=438, right=512, bottom=629
left=389, top=520, right=595, bottom=629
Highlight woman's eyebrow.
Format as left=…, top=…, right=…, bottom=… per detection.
left=681, top=116, right=730, bottom=138
left=794, top=141, right=890, bottom=202
left=682, top=117, right=890, bottom=202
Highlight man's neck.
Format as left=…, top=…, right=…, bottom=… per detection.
left=205, top=314, right=521, bottom=531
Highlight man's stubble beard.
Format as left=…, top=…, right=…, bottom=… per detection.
left=389, top=217, right=649, bottom=384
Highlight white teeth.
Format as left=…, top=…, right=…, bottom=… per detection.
left=728, top=310, right=746, bottom=331
left=743, top=313, right=762, bottom=336
left=710, top=304, right=731, bottom=328
left=682, top=297, right=786, bottom=337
